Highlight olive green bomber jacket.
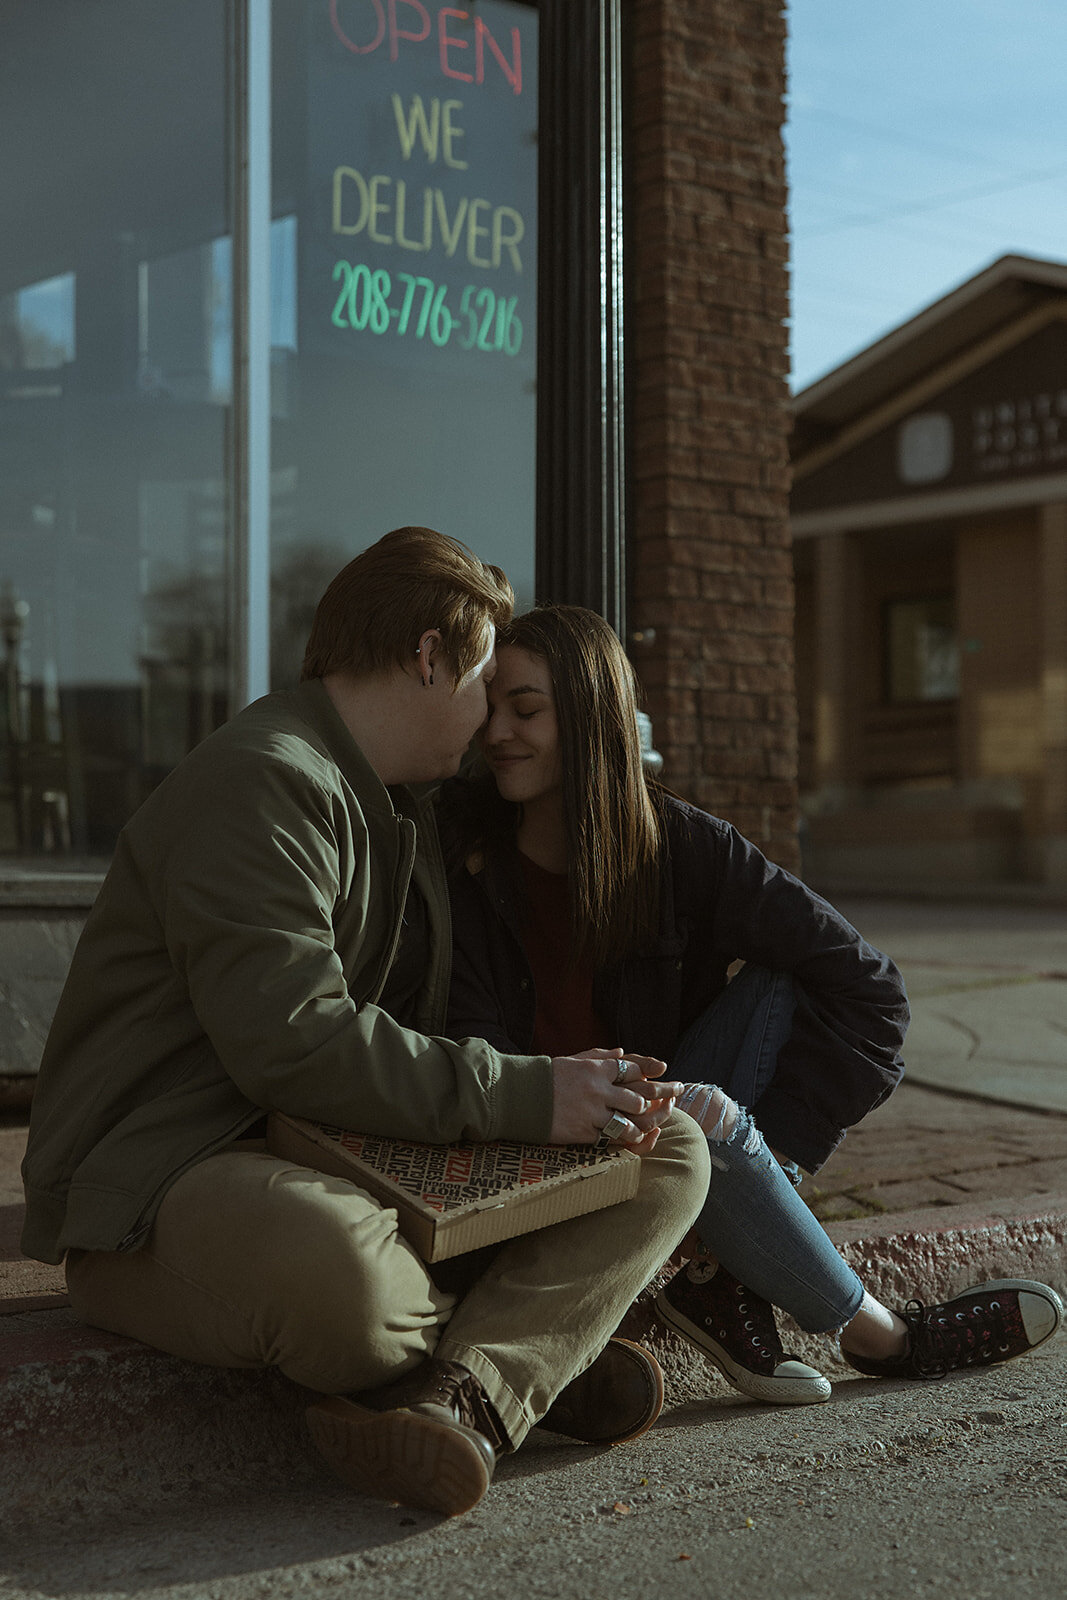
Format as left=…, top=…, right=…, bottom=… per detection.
left=21, top=679, right=554, bottom=1265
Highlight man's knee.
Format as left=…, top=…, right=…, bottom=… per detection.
left=128, top=1155, right=454, bottom=1394
left=646, top=1110, right=713, bottom=1223
left=248, top=1169, right=455, bottom=1391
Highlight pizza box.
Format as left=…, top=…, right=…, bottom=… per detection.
left=266, top=1112, right=641, bottom=1262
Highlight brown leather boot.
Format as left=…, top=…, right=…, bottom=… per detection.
left=538, top=1337, right=665, bottom=1444
left=306, top=1358, right=502, bottom=1517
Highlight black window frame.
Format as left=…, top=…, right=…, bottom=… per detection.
left=536, top=0, right=626, bottom=634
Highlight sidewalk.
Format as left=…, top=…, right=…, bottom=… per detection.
left=802, top=895, right=1067, bottom=1207
left=2, top=895, right=1066, bottom=1527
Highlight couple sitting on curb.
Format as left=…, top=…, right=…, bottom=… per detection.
left=22, top=527, right=1064, bottom=1518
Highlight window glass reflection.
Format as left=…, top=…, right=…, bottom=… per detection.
left=269, top=0, right=538, bottom=687
left=138, top=238, right=232, bottom=406
left=0, top=0, right=231, bottom=860
left=0, top=273, right=76, bottom=377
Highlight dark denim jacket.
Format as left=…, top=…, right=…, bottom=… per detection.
left=443, top=790, right=910, bottom=1175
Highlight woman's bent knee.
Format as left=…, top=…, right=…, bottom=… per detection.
left=677, top=1082, right=740, bottom=1141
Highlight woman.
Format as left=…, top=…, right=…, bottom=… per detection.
left=442, top=604, right=1063, bottom=1405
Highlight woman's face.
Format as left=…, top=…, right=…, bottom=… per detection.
left=480, top=644, right=564, bottom=808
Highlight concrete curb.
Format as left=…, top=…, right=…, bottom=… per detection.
left=825, top=1192, right=1067, bottom=1303
left=0, top=1309, right=323, bottom=1530
left=631, top=1194, right=1067, bottom=1399
left=3, top=1197, right=1066, bottom=1528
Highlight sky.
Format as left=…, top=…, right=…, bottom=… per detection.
left=785, top=0, right=1067, bottom=393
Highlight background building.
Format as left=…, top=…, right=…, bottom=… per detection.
left=0, top=0, right=793, bottom=1095
left=793, top=253, right=1067, bottom=891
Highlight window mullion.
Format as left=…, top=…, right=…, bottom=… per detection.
left=231, top=0, right=272, bottom=710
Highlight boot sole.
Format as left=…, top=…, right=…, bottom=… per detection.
left=653, top=1293, right=832, bottom=1405
left=305, top=1397, right=493, bottom=1516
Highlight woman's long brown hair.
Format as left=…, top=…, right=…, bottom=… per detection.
left=497, top=605, right=664, bottom=968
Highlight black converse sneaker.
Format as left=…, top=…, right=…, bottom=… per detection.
left=654, top=1261, right=831, bottom=1405
left=842, top=1278, right=1064, bottom=1379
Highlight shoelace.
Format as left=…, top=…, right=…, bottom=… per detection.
left=693, top=1267, right=785, bottom=1372
left=733, top=1286, right=786, bottom=1371
left=422, top=1362, right=506, bottom=1451
left=903, top=1295, right=1015, bottom=1377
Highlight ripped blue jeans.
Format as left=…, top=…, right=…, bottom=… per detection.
left=670, top=965, right=865, bottom=1334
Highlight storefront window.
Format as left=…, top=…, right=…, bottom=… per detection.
left=0, top=0, right=232, bottom=859
left=0, top=1, right=571, bottom=863
left=885, top=595, right=960, bottom=704
left=269, top=0, right=539, bottom=683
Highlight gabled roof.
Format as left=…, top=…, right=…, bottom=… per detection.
left=792, top=253, right=1067, bottom=457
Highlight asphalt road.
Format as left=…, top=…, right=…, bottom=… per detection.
left=4, top=1340, right=1066, bottom=1600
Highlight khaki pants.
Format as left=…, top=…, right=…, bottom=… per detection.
left=66, top=1113, right=708, bottom=1448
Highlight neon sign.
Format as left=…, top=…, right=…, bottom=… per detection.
left=331, top=261, right=521, bottom=353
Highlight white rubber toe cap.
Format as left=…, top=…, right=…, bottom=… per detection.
left=1019, top=1286, right=1065, bottom=1347
left=960, top=1278, right=1065, bottom=1351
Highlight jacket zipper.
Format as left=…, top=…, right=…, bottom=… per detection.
left=369, top=815, right=417, bottom=1005
left=416, top=801, right=452, bottom=1032
left=115, top=1106, right=267, bottom=1250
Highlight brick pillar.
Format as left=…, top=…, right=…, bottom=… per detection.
left=813, top=530, right=863, bottom=797
left=1039, top=501, right=1067, bottom=882
left=628, top=0, right=796, bottom=867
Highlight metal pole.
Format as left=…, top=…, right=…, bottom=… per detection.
left=231, top=0, right=272, bottom=709
left=599, top=0, right=626, bottom=639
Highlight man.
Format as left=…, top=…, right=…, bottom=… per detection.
left=22, top=527, right=709, bottom=1517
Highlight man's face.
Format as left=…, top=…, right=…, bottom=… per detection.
left=419, top=635, right=497, bottom=780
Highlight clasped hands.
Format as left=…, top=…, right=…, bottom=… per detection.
left=548, top=1046, right=682, bottom=1158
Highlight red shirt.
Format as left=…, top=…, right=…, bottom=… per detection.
left=518, top=852, right=608, bottom=1058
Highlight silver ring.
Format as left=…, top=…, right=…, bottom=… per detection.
left=598, top=1111, right=631, bottom=1145
left=614, top=1060, right=636, bottom=1085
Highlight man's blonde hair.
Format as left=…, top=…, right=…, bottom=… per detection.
left=301, top=526, right=514, bottom=686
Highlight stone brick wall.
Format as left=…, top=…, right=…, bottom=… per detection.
left=628, top=0, right=798, bottom=868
